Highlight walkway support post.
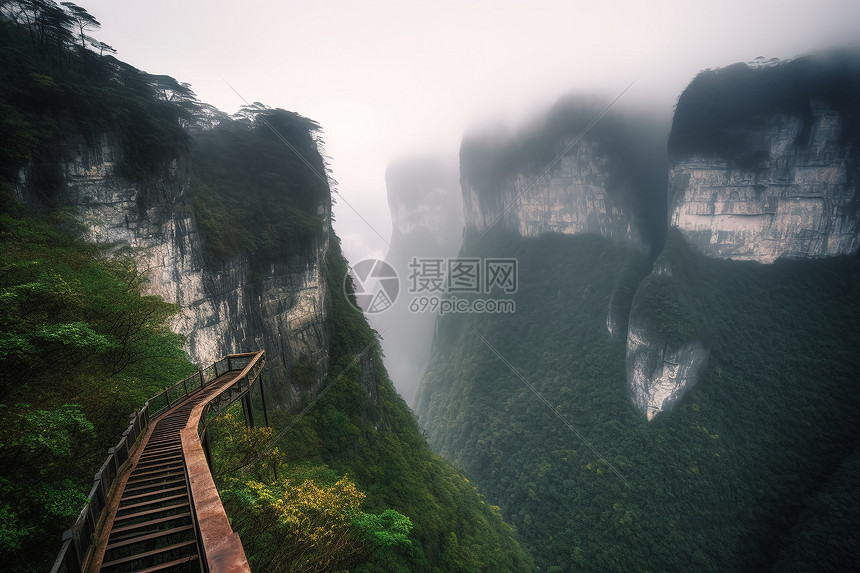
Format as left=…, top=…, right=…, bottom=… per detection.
left=242, top=393, right=255, bottom=428
left=202, top=428, right=214, bottom=472
left=258, top=371, right=270, bottom=428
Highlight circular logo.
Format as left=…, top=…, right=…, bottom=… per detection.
left=346, top=258, right=400, bottom=314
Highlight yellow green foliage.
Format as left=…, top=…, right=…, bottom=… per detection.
left=210, top=411, right=412, bottom=572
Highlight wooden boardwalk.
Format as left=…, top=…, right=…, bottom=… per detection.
left=51, top=352, right=266, bottom=573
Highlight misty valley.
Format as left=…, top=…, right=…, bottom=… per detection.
left=1, top=2, right=859, bottom=572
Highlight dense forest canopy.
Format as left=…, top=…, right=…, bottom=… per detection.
left=188, top=105, right=330, bottom=263
left=417, top=229, right=860, bottom=572
left=0, top=1, right=215, bottom=195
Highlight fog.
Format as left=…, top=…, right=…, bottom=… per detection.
left=75, top=0, right=860, bottom=265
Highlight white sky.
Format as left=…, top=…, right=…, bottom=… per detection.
left=76, top=0, right=860, bottom=265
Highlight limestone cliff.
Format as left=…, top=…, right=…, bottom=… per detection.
left=459, top=98, right=668, bottom=252
left=623, top=253, right=710, bottom=419
left=626, top=317, right=709, bottom=421
left=461, top=142, right=641, bottom=245
left=625, top=53, right=860, bottom=419
left=668, top=54, right=860, bottom=263
left=670, top=104, right=860, bottom=262
left=15, top=133, right=329, bottom=406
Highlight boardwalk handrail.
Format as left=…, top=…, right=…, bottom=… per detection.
left=182, top=350, right=266, bottom=573
left=197, top=351, right=267, bottom=446
left=50, top=351, right=266, bottom=573
left=49, top=404, right=150, bottom=573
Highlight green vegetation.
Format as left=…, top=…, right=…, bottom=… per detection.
left=669, top=51, right=860, bottom=166
left=1, top=5, right=533, bottom=570
left=0, top=6, right=198, bottom=568
left=605, top=257, right=651, bottom=337
left=0, top=1, right=200, bottom=201
left=188, top=106, right=327, bottom=264
left=417, top=229, right=860, bottom=571
left=0, top=206, right=195, bottom=571
left=629, top=261, right=699, bottom=347
left=771, top=446, right=860, bottom=572
left=211, top=412, right=414, bottom=572
left=211, top=236, right=534, bottom=572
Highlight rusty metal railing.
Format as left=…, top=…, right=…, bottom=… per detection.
left=197, top=351, right=267, bottom=446
left=184, top=350, right=265, bottom=573
left=50, top=351, right=266, bottom=573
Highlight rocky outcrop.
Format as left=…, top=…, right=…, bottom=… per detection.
left=462, top=142, right=641, bottom=247
left=624, top=259, right=708, bottom=420
left=670, top=103, right=860, bottom=263
left=626, top=317, right=709, bottom=420
left=15, top=134, right=330, bottom=406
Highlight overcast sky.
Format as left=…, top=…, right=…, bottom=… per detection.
left=77, top=0, right=860, bottom=265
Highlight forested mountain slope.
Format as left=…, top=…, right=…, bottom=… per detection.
left=0, top=3, right=532, bottom=571
left=417, top=55, right=860, bottom=572
left=417, top=230, right=860, bottom=571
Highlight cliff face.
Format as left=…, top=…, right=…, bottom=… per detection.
left=668, top=54, right=860, bottom=264
left=622, top=259, right=708, bottom=419
left=626, top=318, right=708, bottom=420
left=628, top=55, right=860, bottom=418
left=16, top=134, right=329, bottom=406
left=462, top=142, right=642, bottom=247
left=670, top=104, right=860, bottom=262
left=458, top=98, right=668, bottom=252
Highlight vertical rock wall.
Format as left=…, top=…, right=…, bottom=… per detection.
left=16, top=134, right=330, bottom=406
left=462, top=141, right=642, bottom=248
left=670, top=103, right=860, bottom=262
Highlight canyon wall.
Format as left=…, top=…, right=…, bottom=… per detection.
left=15, top=134, right=330, bottom=406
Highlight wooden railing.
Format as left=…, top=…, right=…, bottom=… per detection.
left=182, top=350, right=266, bottom=573
left=50, top=351, right=267, bottom=573
left=197, top=351, right=267, bottom=449
left=48, top=405, right=150, bottom=573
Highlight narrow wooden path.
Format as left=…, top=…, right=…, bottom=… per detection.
left=52, top=352, right=267, bottom=573
left=94, top=384, right=215, bottom=571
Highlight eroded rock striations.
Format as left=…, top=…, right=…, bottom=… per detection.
left=15, top=134, right=329, bottom=406
left=462, top=142, right=642, bottom=247
left=626, top=318, right=709, bottom=421
left=458, top=98, right=668, bottom=253
left=623, top=259, right=708, bottom=419
left=671, top=106, right=859, bottom=262
left=669, top=56, right=860, bottom=263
